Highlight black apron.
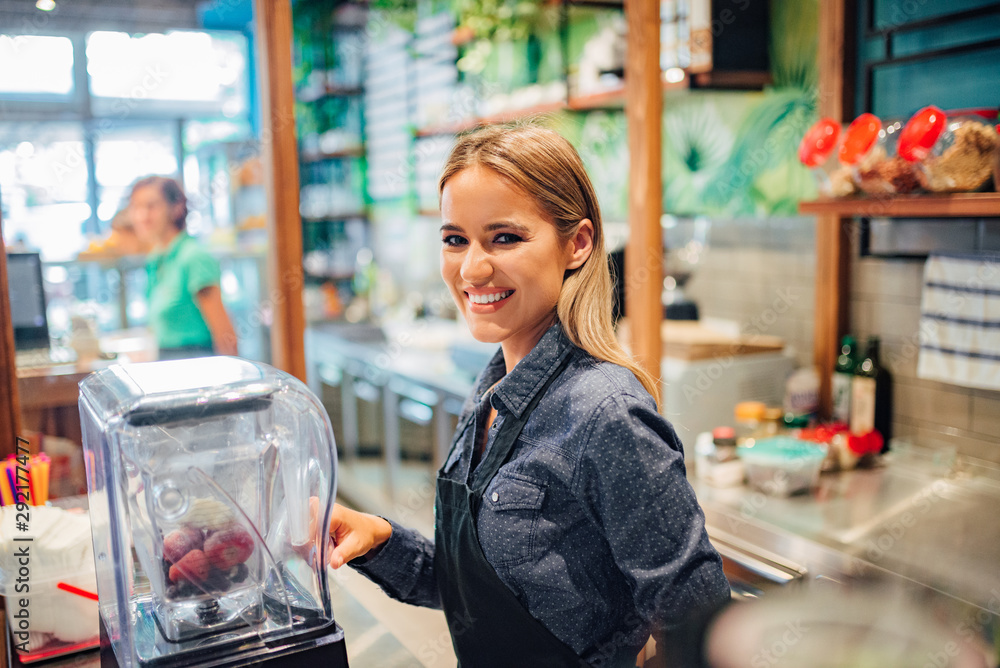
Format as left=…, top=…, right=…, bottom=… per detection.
left=434, top=351, right=590, bottom=668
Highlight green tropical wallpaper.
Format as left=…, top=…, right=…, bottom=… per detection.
left=557, top=0, right=820, bottom=220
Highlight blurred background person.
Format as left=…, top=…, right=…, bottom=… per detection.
left=128, top=175, right=238, bottom=360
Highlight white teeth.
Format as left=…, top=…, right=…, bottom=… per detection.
left=469, top=290, right=512, bottom=305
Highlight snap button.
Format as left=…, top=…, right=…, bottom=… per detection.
left=491, top=492, right=499, bottom=503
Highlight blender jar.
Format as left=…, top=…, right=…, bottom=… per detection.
left=898, top=105, right=1000, bottom=192
left=839, top=112, right=920, bottom=195
left=798, top=117, right=854, bottom=197
left=79, top=356, right=340, bottom=668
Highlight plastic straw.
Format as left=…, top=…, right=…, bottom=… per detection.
left=0, top=461, right=15, bottom=506
left=57, top=582, right=99, bottom=601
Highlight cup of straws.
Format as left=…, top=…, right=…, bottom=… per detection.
left=0, top=453, right=51, bottom=506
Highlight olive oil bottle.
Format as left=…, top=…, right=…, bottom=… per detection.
left=850, top=336, right=893, bottom=451
left=831, top=335, right=857, bottom=424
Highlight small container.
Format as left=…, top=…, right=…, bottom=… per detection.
left=760, top=407, right=785, bottom=438
left=737, top=437, right=827, bottom=497
left=695, top=429, right=745, bottom=488
left=0, top=504, right=99, bottom=663
left=839, top=113, right=920, bottom=195
left=898, top=105, right=1000, bottom=193
left=734, top=401, right=766, bottom=445
left=798, top=117, right=854, bottom=197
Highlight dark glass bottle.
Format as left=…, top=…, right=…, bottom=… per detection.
left=850, top=336, right=893, bottom=451
left=831, top=335, right=857, bottom=424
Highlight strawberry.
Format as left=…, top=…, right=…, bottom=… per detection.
left=168, top=549, right=209, bottom=583
left=204, top=526, right=255, bottom=569
left=162, top=527, right=204, bottom=564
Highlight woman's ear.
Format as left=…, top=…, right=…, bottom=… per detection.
left=566, top=218, right=595, bottom=270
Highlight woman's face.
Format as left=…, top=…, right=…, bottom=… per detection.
left=129, top=185, right=177, bottom=245
left=440, top=165, right=592, bottom=363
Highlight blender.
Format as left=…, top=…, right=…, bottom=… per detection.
left=78, top=356, right=348, bottom=668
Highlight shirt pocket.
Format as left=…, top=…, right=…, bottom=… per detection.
left=477, top=475, right=546, bottom=568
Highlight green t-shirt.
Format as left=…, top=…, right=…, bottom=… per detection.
left=146, top=232, right=220, bottom=349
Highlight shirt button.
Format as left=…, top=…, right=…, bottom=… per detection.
left=491, top=492, right=499, bottom=503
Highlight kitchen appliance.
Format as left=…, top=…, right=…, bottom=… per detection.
left=78, top=356, right=348, bottom=668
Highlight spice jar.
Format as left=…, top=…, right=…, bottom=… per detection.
left=898, top=106, right=1000, bottom=193
left=734, top=401, right=766, bottom=446
left=798, top=117, right=854, bottom=197
left=839, top=113, right=920, bottom=195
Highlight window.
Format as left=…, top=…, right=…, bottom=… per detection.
left=87, top=30, right=248, bottom=118
left=0, top=35, right=74, bottom=96
left=0, top=123, right=89, bottom=260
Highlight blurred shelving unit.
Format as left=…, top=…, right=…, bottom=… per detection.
left=292, top=0, right=373, bottom=322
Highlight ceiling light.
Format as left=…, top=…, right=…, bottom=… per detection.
left=664, top=68, right=686, bottom=84
left=36, top=0, right=56, bottom=11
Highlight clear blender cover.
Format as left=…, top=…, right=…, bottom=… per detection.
left=79, top=357, right=338, bottom=668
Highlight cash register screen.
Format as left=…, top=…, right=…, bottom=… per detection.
left=6, top=252, right=50, bottom=349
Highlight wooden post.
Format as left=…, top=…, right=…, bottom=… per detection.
left=814, top=0, right=854, bottom=417
left=255, top=0, right=307, bottom=381
left=0, top=225, right=23, bottom=457
left=625, top=0, right=663, bottom=401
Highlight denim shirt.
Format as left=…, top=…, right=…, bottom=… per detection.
left=354, top=323, right=730, bottom=666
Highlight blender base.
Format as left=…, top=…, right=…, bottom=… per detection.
left=99, top=616, right=349, bottom=668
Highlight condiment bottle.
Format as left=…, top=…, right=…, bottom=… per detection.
left=840, top=113, right=919, bottom=195
left=898, top=105, right=1000, bottom=192
left=734, top=401, right=766, bottom=446
left=712, top=426, right=738, bottom=462
left=832, top=335, right=857, bottom=425
left=850, top=336, right=893, bottom=450
left=799, top=117, right=854, bottom=197
left=760, top=407, right=785, bottom=438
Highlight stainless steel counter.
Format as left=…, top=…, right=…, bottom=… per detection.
left=306, top=322, right=1000, bottom=630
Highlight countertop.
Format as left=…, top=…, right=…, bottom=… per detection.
left=307, top=322, right=1000, bottom=617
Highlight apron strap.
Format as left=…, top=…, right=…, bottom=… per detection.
left=469, top=346, right=573, bottom=502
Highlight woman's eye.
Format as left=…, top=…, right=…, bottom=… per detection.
left=442, top=235, right=467, bottom=247
left=494, top=233, right=523, bottom=245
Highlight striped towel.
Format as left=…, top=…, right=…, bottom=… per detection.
left=918, top=252, right=1000, bottom=391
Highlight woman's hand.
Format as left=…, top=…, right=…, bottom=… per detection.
left=328, top=504, right=392, bottom=568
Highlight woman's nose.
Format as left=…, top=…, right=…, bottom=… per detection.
left=460, top=243, right=493, bottom=283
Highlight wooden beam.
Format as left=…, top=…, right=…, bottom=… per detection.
left=624, top=0, right=663, bottom=401
left=0, top=224, right=23, bottom=457
left=813, top=0, right=855, bottom=418
left=255, top=0, right=307, bottom=381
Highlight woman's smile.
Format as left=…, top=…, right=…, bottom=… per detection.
left=466, top=288, right=515, bottom=310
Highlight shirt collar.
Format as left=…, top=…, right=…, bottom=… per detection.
left=148, top=230, right=189, bottom=266
left=475, top=321, right=574, bottom=419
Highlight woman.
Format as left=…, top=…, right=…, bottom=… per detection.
left=128, top=176, right=238, bottom=359
left=327, top=126, right=729, bottom=667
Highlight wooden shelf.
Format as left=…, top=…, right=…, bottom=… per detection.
left=799, top=193, right=1000, bottom=218
left=300, top=147, right=364, bottom=163
left=417, top=208, right=441, bottom=217
left=301, top=212, right=368, bottom=223
left=415, top=100, right=566, bottom=137
left=414, top=80, right=688, bottom=137
left=296, top=84, right=363, bottom=104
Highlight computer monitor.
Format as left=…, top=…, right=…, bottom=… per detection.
left=6, top=252, right=50, bottom=350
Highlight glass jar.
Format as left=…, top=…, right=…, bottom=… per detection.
left=839, top=113, right=920, bottom=196
left=798, top=117, right=854, bottom=197
left=898, top=106, right=1000, bottom=193
left=734, top=401, right=766, bottom=445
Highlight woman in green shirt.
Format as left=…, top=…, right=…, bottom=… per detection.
left=129, top=176, right=238, bottom=360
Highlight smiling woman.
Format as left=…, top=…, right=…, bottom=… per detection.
left=325, top=124, right=730, bottom=668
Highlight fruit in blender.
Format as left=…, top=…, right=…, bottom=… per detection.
left=204, top=526, right=255, bottom=569
left=162, top=526, right=204, bottom=563
left=168, top=549, right=210, bottom=583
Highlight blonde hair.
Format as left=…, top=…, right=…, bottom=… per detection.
left=438, top=124, right=659, bottom=404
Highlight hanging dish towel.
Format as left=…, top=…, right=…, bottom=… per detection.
left=918, top=252, right=1000, bottom=391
